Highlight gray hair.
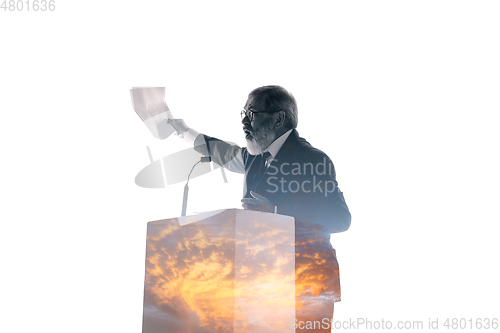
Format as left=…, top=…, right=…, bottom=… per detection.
left=248, top=85, right=298, bottom=130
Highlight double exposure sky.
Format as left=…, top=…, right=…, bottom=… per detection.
left=143, top=210, right=296, bottom=332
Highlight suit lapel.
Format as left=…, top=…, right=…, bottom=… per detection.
left=272, top=129, right=300, bottom=165
left=243, top=153, right=262, bottom=197
left=244, top=130, right=302, bottom=198
left=252, top=130, right=301, bottom=195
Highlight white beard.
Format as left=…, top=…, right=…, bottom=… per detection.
left=245, top=125, right=276, bottom=155
left=246, top=138, right=264, bottom=155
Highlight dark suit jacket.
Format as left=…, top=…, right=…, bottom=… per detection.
left=194, top=129, right=351, bottom=234
left=194, top=129, right=351, bottom=303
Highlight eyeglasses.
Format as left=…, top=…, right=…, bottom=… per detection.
left=240, top=109, right=282, bottom=121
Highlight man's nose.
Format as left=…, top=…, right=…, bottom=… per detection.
left=241, top=115, right=250, bottom=125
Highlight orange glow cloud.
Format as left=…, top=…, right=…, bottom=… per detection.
left=143, top=210, right=339, bottom=333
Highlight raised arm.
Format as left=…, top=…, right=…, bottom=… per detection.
left=169, top=119, right=246, bottom=174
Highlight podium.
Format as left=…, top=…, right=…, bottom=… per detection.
left=142, top=209, right=296, bottom=333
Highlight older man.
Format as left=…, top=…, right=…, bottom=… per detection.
left=170, top=85, right=351, bottom=332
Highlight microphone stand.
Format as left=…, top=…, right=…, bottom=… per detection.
left=181, top=156, right=211, bottom=216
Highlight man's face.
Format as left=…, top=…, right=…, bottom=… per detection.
left=242, top=96, right=276, bottom=155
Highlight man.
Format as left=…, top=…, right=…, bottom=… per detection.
left=170, top=85, right=351, bottom=332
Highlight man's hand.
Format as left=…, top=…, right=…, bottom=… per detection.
left=241, top=191, right=276, bottom=213
left=168, top=119, right=189, bottom=138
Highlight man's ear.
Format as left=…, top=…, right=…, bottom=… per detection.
left=275, top=110, right=286, bottom=128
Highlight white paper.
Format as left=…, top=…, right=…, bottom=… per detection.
left=130, top=87, right=176, bottom=140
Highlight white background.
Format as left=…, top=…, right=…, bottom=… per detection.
left=1, top=1, right=499, bottom=332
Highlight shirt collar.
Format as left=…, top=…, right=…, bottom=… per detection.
left=264, top=129, right=293, bottom=159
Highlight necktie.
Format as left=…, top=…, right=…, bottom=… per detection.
left=262, top=151, right=272, bottom=169
left=259, top=151, right=272, bottom=175
left=250, top=151, right=272, bottom=192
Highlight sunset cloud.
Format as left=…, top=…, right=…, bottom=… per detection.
left=143, top=209, right=339, bottom=332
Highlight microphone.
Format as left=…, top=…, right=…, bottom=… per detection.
left=181, top=156, right=211, bottom=216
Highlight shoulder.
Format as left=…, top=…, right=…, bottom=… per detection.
left=282, top=130, right=333, bottom=163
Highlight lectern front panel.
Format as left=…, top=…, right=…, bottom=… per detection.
left=142, top=209, right=296, bottom=333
